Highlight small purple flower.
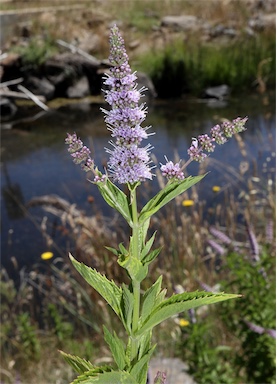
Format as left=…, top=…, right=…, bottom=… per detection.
left=187, top=140, right=207, bottom=162
left=221, top=121, right=235, bottom=137
left=198, top=134, right=215, bottom=152
left=160, top=159, right=185, bottom=180
left=210, top=124, right=227, bottom=145
left=101, top=25, right=153, bottom=184
left=232, top=117, right=248, bottom=133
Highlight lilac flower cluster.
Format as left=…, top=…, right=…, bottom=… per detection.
left=160, top=160, right=185, bottom=181
left=65, top=133, right=106, bottom=182
left=187, top=117, right=248, bottom=162
left=101, top=25, right=153, bottom=184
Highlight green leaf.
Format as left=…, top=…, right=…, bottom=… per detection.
left=69, top=254, right=123, bottom=320
left=59, top=351, right=95, bottom=374
left=103, top=326, right=126, bottom=371
left=138, top=331, right=152, bottom=360
left=118, top=254, right=148, bottom=282
left=141, top=276, right=163, bottom=323
left=121, top=284, right=134, bottom=333
left=71, top=368, right=138, bottom=384
left=130, top=344, right=156, bottom=384
left=141, top=248, right=162, bottom=267
left=139, top=175, right=206, bottom=224
left=140, top=231, right=157, bottom=259
left=136, top=291, right=240, bottom=336
left=95, top=178, right=133, bottom=227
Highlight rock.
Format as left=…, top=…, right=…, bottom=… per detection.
left=0, top=97, right=17, bottom=120
left=148, top=357, right=197, bottom=384
left=161, top=15, right=199, bottom=31
left=66, top=76, right=90, bottom=98
left=24, top=76, right=55, bottom=100
left=209, top=24, right=237, bottom=38
left=44, top=53, right=103, bottom=96
left=204, top=84, right=230, bottom=100
left=249, top=13, right=276, bottom=30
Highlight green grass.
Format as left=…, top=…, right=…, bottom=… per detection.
left=136, top=32, right=276, bottom=97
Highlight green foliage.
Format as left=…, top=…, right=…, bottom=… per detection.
left=219, top=249, right=276, bottom=384
left=176, top=248, right=275, bottom=384
left=137, top=33, right=276, bottom=97
left=137, top=291, right=239, bottom=336
left=16, top=313, right=41, bottom=361
left=46, top=303, right=73, bottom=342
left=139, top=174, right=206, bottom=224
left=178, top=319, right=236, bottom=384
left=14, top=36, right=57, bottom=68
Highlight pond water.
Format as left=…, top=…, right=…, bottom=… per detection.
left=1, top=93, right=275, bottom=275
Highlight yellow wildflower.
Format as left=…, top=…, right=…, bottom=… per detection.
left=182, top=199, right=194, bottom=207
left=179, top=318, right=190, bottom=327
left=41, top=251, right=54, bottom=260
left=212, top=185, right=221, bottom=192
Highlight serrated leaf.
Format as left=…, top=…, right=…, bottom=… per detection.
left=96, top=178, right=133, bottom=227
left=136, top=291, right=240, bottom=336
left=59, top=350, right=95, bottom=374
left=139, top=175, right=206, bottom=224
left=141, top=276, right=163, bottom=323
left=69, top=254, right=123, bottom=319
left=103, top=326, right=126, bottom=371
left=71, top=368, right=138, bottom=384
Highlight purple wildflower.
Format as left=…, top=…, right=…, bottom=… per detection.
left=153, top=371, right=167, bottom=384
left=210, top=227, right=232, bottom=245
left=187, top=117, right=247, bottom=163
left=210, top=124, right=227, bottom=145
left=65, top=133, right=94, bottom=172
left=101, top=25, right=153, bottom=184
left=232, top=117, right=248, bottom=133
left=244, top=320, right=276, bottom=339
left=65, top=133, right=106, bottom=183
left=187, top=137, right=207, bottom=162
left=160, top=159, right=185, bottom=181
left=198, top=134, right=215, bottom=152
left=207, top=239, right=226, bottom=255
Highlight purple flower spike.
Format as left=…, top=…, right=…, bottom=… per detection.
left=65, top=133, right=95, bottom=173
left=101, top=25, right=153, bottom=184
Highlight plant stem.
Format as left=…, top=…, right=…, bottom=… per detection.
left=130, top=185, right=141, bottom=361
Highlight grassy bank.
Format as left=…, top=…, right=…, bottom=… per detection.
left=136, top=31, right=275, bottom=97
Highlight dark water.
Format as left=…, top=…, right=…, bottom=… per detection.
left=1, top=94, right=275, bottom=274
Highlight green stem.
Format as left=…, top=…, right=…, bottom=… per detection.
left=130, top=185, right=141, bottom=361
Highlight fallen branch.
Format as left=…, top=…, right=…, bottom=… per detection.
left=0, top=89, right=46, bottom=101
left=56, top=39, right=100, bottom=66
left=0, top=77, right=24, bottom=88
left=17, top=84, right=49, bottom=111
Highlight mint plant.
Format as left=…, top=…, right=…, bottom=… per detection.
left=62, top=25, right=247, bottom=384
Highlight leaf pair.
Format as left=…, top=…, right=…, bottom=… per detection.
left=95, top=174, right=206, bottom=228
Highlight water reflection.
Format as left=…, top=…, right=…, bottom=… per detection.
left=1, top=94, right=275, bottom=273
